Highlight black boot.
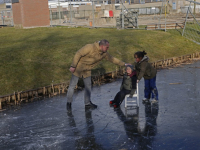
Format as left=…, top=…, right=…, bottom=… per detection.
left=85, top=101, right=97, bottom=109
left=66, top=102, right=72, bottom=111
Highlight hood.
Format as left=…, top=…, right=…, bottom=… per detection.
left=139, top=56, right=149, bottom=63
left=94, top=41, right=104, bottom=55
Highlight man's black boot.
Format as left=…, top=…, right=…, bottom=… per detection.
left=85, top=101, right=97, bottom=109
left=66, top=102, right=72, bottom=111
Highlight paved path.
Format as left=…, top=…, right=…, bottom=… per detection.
left=0, top=61, right=200, bottom=150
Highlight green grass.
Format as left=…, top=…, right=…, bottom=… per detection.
left=184, top=22, right=200, bottom=43
left=138, top=25, right=147, bottom=29
left=0, top=27, right=199, bottom=96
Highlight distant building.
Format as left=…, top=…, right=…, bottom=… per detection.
left=12, top=0, right=50, bottom=28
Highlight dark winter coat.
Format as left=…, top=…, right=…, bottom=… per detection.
left=134, top=56, right=157, bottom=81
left=120, top=72, right=137, bottom=95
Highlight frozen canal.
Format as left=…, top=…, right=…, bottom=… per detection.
left=1, top=61, right=200, bottom=150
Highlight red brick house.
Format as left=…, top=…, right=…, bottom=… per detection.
left=12, top=0, right=50, bottom=28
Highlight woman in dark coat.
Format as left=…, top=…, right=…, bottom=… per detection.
left=134, top=51, right=158, bottom=103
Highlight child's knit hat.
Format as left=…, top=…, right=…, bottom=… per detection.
left=126, top=65, right=134, bottom=71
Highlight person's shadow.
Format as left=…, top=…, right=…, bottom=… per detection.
left=139, top=102, right=159, bottom=149
left=114, top=107, right=141, bottom=141
left=67, top=108, right=103, bottom=150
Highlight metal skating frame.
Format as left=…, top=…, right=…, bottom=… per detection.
left=125, top=83, right=139, bottom=108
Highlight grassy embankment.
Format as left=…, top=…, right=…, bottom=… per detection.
left=0, top=27, right=199, bottom=96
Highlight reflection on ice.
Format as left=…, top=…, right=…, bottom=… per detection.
left=0, top=61, right=200, bottom=149
left=67, top=108, right=103, bottom=150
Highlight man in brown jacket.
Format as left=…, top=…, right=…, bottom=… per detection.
left=67, top=39, right=129, bottom=110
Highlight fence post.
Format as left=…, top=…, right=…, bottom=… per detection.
left=58, top=0, right=61, bottom=24
left=50, top=5, right=52, bottom=27
left=2, top=11, right=4, bottom=25
left=165, top=0, right=167, bottom=32
left=92, top=0, right=95, bottom=27
left=70, top=0, right=72, bottom=23
left=121, top=2, right=124, bottom=29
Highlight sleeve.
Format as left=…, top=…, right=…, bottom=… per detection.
left=105, top=52, right=125, bottom=66
left=131, top=76, right=137, bottom=89
left=120, top=77, right=124, bottom=90
left=137, top=62, right=148, bottom=81
left=71, top=45, right=91, bottom=68
left=133, top=62, right=139, bottom=78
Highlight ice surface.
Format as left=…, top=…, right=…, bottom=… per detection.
left=1, top=61, right=200, bottom=150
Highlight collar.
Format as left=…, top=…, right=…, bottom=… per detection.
left=129, top=71, right=136, bottom=77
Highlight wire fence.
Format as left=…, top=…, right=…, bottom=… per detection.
left=48, top=0, right=194, bottom=30
left=0, top=9, right=13, bottom=25
left=182, top=0, right=200, bottom=45
left=0, top=0, right=13, bottom=26
left=50, top=6, right=165, bottom=20
left=49, top=0, right=170, bottom=28
left=0, top=0, right=11, bottom=3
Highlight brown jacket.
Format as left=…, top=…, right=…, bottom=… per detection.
left=134, top=56, right=157, bottom=80
left=71, top=42, right=125, bottom=78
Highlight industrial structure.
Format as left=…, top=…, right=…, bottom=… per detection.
left=0, top=0, right=199, bottom=29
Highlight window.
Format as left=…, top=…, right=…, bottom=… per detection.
left=6, top=5, right=11, bottom=8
